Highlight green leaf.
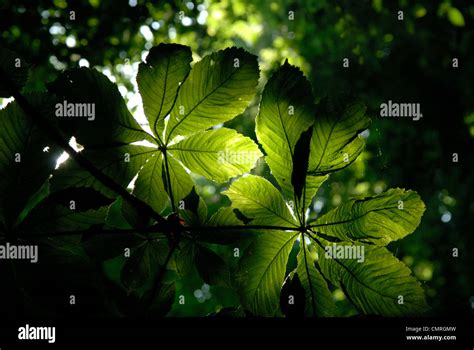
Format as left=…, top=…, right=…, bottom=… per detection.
left=195, top=244, right=231, bottom=287
left=291, top=126, right=328, bottom=211
left=121, top=239, right=169, bottom=291
left=303, top=175, right=328, bottom=211
left=0, top=47, right=29, bottom=97
left=311, top=188, right=426, bottom=245
left=137, top=43, right=192, bottom=139
left=165, top=47, right=259, bottom=141
left=309, top=100, right=370, bottom=176
left=106, top=197, right=134, bottom=229
left=165, top=155, right=194, bottom=206
left=169, top=128, right=262, bottom=182
left=133, top=152, right=168, bottom=214
left=178, top=188, right=208, bottom=225
left=47, top=67, right=152, bottom=147
left=256, top=61, right=315, bottom=200
left=296, top=239, right=338, bottom=317
left=175, top=240, right=196, bottom=276
left=315, top=240, right=428, bottom=316
left=18, top=204, right=107, bottom=236
left=223, top=175, right=297, bottom=227
left=0, top=94, right=62, bottom=227
left=142, top=282, right=176, bottom=317
left=51, top=145, right=155, bottom=198
left=238, top=231, right=299, bottom=316
left=194, top=207, right=252, bottom=244
left=120, top=197, right=152, bottom=229
left=291, top=127, right=313, bottom=201
left=447, top=7, right=465, bottom=27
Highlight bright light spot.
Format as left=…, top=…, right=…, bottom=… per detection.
left=373, top=182, right=385, bottom=194
left=55, top=137, right=84, bottom=169
left=0, top=97, right=14, bottom=109
left=197, top=10, right=208, bottom=25
left=139, top=25, right=154, bottom=42
left=193, top=284, right=211, bottom=303
left=49, top=55, right=66, bottom=70
left=131, top=140, right=158, bottom=148
left=313, top=199, right=324, bottom=213
left=101, top=67, right=116, bottom=83
left=169, top=27, right=177, bottom=39
left=441, top=212, right=452, bottom=223
left=49, top=23, right=65, bottom=35
left=212, top=10, right=223, bottom=20
left=141, top=50, right=149, bottom=62
left=78, top=58, right=90, bottom=67
left=182, top=17, right=193, bottom=26
left=332, top=194, right=342, bottom=206
left=66, top=36, right=77, bottom=48
left=127, top=173, right=139, bottom=190
left=55, top=152, right=69, bottom=169
left=204, top=185, right=216, bottom=195
left=128, top=0, right=137, bottom=7
left=360, top=129, right=370, bottom=138
left=333, top=289, right=346, bottom=301
left=118, top=85, right=128, bottom=97
left=151, top=21, right=160, bottom=30
left=186, top=2, right=194, bottom=10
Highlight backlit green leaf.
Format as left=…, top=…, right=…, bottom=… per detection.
left=165, top=47, right=259, bottom=141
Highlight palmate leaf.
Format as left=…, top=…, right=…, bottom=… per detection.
left=309, top=99, right=370, bottom=176
left=314, top=240, right=428, bottom=316
left=165, top=47, right=259, bottom=142
left=225, top=60, right=427, bottom=317
left=311, top=188, right=426, bottom=245
left=137, top=43, right=192, bottom=139
left=131, top=45, right=261, bottom=211
left=0, top=94, right=62, bottom=227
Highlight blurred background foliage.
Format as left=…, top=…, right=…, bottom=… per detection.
left=1, top=0, right=473, bottom=317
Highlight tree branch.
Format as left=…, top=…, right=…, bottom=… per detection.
left=16, top=227, right=159, bottom=239
left=184, top=224, right=303, bottom=232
